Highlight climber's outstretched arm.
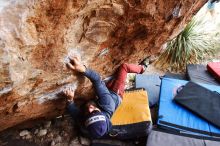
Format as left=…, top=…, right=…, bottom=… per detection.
left=66, top=57, right=115, bottom=118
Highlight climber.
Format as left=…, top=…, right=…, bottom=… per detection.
left=63, top=56, right=148, bottom=139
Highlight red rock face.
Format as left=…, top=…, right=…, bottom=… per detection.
left=0, top=0, right=206, bottom=131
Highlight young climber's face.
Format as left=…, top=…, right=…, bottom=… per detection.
left=88, top=104, right=100, bottom=113
left=85, top=101, right=101, bottom=115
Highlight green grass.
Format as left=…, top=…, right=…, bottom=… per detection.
left=155, top=17, right=220, bottom=72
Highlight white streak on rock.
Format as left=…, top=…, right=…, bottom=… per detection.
left=63, top=48, right=83, bottom=64
left=37, top=82, right=78, bottom=104
left=0, top=86, right=12, bottom=95
left=0, top=0, right=11, bottom=12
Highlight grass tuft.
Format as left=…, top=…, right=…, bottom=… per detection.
left=154, top=17, right=220, bottom=72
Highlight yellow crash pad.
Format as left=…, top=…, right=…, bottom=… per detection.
left=111, top=89, right=151, bottom=125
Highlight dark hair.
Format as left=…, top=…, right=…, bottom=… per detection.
left=81, top=100, right=98, bottom=115
left=86, top=100, right=97, bottom=107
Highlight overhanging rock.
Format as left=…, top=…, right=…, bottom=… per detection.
left=0, top=0, right=206, bottom=131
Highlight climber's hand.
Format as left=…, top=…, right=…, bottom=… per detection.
left=63, top=87, right=75, bottom=102
left=66, top=56, right=86, bottom=73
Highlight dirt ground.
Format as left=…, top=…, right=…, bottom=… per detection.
left=0, top=116, right=77, bottom=146
left=0, top=106, right=156, bottom=146
left=0, top=109, right=157, bottom=146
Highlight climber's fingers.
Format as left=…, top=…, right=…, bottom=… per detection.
left=67, top=62, right=76, bottom=70
left=63, top=87, right=75, bottom=99
left=75, top=56, right=81, bottom=62
left=69, top=55, right=81, bottom=65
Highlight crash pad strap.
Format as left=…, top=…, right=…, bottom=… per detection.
left=111, top=89, right=151, bottom=125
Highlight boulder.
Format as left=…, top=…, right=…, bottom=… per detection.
left=0, top=0, right=206, bottom=131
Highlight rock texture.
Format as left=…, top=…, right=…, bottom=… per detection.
left=0, top=0, right=207, bottom=131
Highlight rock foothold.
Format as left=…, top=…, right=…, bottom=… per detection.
left=50, top=140, right=55, bottom=146
left=69, top=138, right=82, bottom=146
left=25, top=134, right=32, bottom=139
left=37, top=129, right=47, bottom=137
left=54, top=135, right=62, bottom=143
left=44, top=121, right=52, bottom=128
left=34, top=129, right=39, bottom=135
left=79, top=137, right=90, bottom=145
left=19, top=130, right=31, bottom=137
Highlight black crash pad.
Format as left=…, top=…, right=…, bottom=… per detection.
left=174, top=81, right=220, bottom=129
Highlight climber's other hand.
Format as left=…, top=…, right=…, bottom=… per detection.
left=63, top=87, right=75, bottom=102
